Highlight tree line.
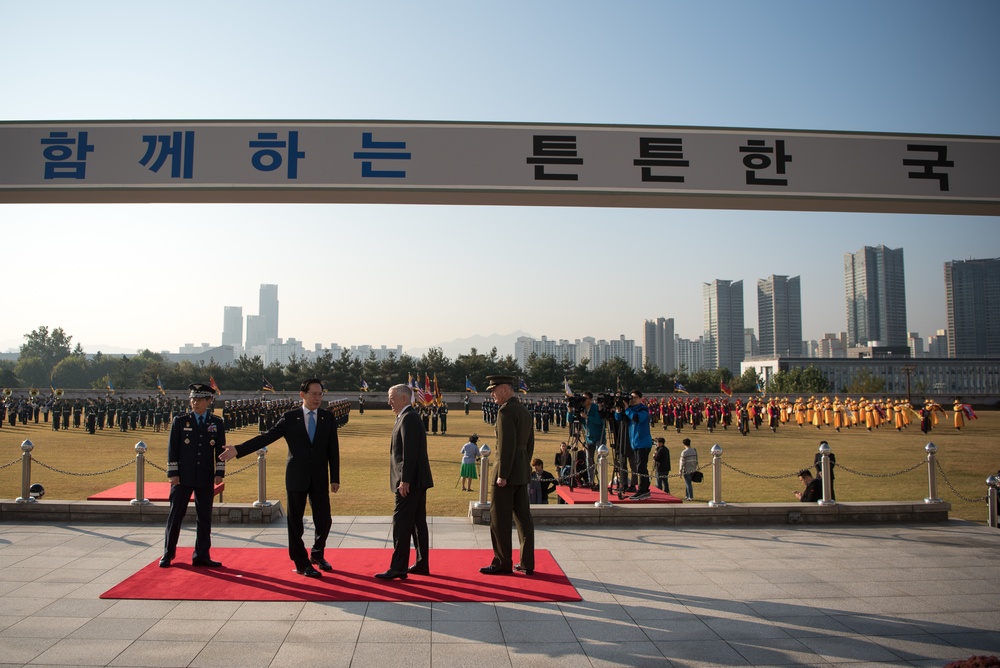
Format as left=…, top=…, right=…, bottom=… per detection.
left=2, top=326, right=843, bottom=395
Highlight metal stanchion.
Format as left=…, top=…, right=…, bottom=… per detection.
left=131, top=441, right=150, bottom=506
left=987, top=475, right=999, bottom=529
left=818, top=441, right=836, bottom=506
left=473, top=444, right=491, bottom=509
left=924, top=442, right=942, bottom=504
left=595, top=444, right=612, bottom=508
left=253, top=447, right=271, bottom=508
left=709, top=444, right=726, bottom=507
left=15, top=440, right=35, bottom=504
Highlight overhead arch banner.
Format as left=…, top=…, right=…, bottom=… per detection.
left=1, top=120, right=997, bottom=214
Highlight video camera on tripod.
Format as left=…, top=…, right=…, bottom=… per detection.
left=595, top=391, right=629, bottom=419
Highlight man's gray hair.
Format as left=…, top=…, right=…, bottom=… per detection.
left=390, top=384, right=412, bottom=401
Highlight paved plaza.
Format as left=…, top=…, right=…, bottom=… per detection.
left=0, top=516, right=998, bottom=667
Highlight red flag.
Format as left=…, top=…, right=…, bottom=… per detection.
left=720, top=381, right=732, bottom=397
left=209, top=376, right=221, bottom=395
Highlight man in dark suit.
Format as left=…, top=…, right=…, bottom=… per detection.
left=220, top=378, right=340, bottom=578
left=160, top=383, right=226, bottom=568
left=480, top=374, right=535, bottom=576
left=375, top=383, right=434, bottom=580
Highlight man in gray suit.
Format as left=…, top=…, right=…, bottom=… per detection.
left=220, top=378, right=340, bottom=578
left=376, top=383, right=434, bottom=580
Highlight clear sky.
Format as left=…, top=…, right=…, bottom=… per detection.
left=2, top=1, right=998, bottom=357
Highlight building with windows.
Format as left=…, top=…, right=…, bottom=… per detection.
left=221, top=306, right=243, bottom=353
left=744, top=356, right=1000, bottom=397
left=945, top=257, right=1000, bottom=358
left=703, top=279, right=744, bottom=374
left=844, top=245, right=907, bottom=347
left=643, top=317, right=675, bottom=374
left=757, top=274, right=802, bottom=357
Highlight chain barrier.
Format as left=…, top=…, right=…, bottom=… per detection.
left=0, top=457, right=21, bottom=470
left=721, top=460, right=803, bottom=480
left=32, top=457, right=137, bottom=477
left=935, top=460, right=989, bottom=503
left=835, top=460, right=926, bottom=478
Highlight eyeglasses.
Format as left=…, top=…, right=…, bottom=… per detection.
left=304, top=391, right=324, bottom=397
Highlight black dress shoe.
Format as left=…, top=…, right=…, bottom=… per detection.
left=407, top=564, right=430, bottom=575
left=294, top=565, right=322, bottom=578
left=514, top=563, right=534, bottom=575
left=310, top=556, right=333, bottom=572
left=191, top=558, right=222, bottom=567
left=479, top=565, right=513, bottom=575
left=159, top=557, right=172, bottom=568
left=374, top=569, right=408, bottom=580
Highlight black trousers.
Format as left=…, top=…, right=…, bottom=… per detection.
left=389, top=487, right=428, bottom=572
left=286, top=482, right=332, bottom=568
left=635, top=447, right=651, bottom=494
left=164, top=483, right=214, bottom=561
left=489, top=483, right=534, bottom=571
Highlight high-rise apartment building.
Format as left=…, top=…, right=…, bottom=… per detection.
left=844, top=245, right=907, bottom=347
left=703, top=279, right=744, bottom=374
left=675, top=335, right=705, bottom=373
left=222, top=306, right=243, bottom=351
left=259, top=284, right=279, bottom=343
left=927, top=329, right=949, bottom=358
left=643, top=317, right=676, bottom=374
left=945, top=257, right=1000, bottom=358
left=757, top=275, right=802, bottom=357
left=246, top=284, right=280, bottom=350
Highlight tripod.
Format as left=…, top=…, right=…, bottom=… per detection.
left=565, top=419, right=595, bottom=491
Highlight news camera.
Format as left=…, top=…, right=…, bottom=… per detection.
left=566, top=393, right=587, bottom=417
left=595, top=391, right=629, bottom=419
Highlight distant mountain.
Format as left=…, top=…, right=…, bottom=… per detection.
left=406, top=331, right=532, bottom=361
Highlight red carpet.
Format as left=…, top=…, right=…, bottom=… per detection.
left=101, top=548, right=580, bottom=603
left=87, top=482, right=224, bottom=501
left=555, top=484, right=682, bottom=504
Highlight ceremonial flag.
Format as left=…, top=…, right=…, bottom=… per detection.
left=674, top=380, right=688, bottom=394
left=465, top=377, right=478, bottom=394
left=262, top=377, right=275, bottom=392
left=433, top=374, right=442, bottom=404
left=156, top=376, right=165, bottom=395
left=962, top=404, right=977, bottom=420
left=719, top=381, right=732, bottom=397
left=360, top=377, right=369, bottom=392
left=209, top=376, right=220, bottom=395
left=518, top=378, right=529, bottom=394
left=106, top=377, right=115, bottom=394
left=564, top=377, right=573, bottom=397
left=423, top=374, right=434, bottom=405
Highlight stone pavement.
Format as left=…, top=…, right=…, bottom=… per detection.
left=0, top=517, right=998, bottom=667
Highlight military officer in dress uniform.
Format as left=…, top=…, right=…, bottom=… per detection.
left=160, top=383, right=226, bottom=568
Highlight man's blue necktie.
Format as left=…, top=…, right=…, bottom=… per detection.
left=197, top=415, right=204, bottom=428
left=307, top=411, right=316, bottom=442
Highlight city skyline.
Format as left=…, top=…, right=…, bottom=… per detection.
left=2, top=2, right=998, bottom=358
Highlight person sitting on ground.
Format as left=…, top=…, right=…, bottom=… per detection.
left=794, top=468, right=823, bottom=502
left=528, top=458, right=557, bottom=504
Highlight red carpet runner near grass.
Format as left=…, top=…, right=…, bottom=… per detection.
left=554, top=484, right=682, bottom=505
left=87, top=482, right=224, bottom=502
left=101, top=548, right=580, bottom=603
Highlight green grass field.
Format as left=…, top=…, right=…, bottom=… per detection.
left=0, top=408, right=994, bottom=523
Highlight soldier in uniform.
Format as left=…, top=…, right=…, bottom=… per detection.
left=160, top=383, right=226, bottom=568
left=438, top=401, right=448, bottom=434
left=479, top=375, right=535, bottom=576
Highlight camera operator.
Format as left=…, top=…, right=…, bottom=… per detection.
left=571, top=391, right=605, bottom=487
left=615, top=390, right=653, bottom=500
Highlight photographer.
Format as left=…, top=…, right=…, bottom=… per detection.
left=578, top=390, right=604, bottom=488
left=615, top=390, right=653, bottom=500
